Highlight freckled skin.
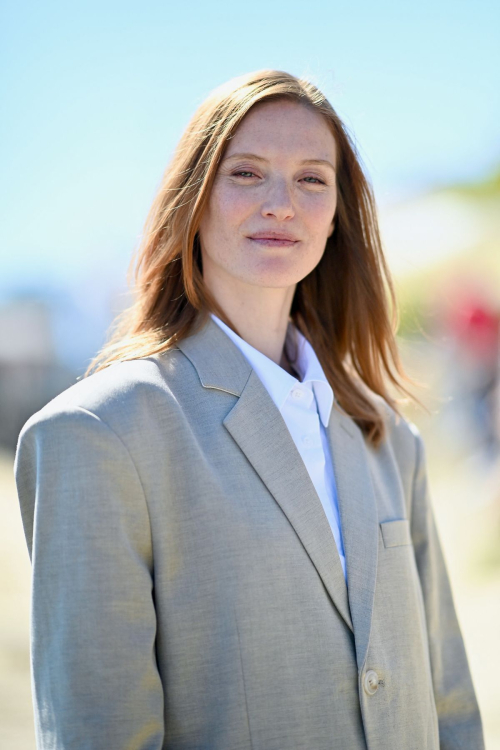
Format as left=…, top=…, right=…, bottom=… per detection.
left=198, top=100, right=337, bottom=296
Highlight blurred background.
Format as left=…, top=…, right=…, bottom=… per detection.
left=1, top=0, right=499, bottom=746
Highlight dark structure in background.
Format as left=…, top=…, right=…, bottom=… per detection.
left=0, top=298, right=76, bottom=451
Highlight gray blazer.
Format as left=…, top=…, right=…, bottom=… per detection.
left=14, top=315, right=484, bottom=750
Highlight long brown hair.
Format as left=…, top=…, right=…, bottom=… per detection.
left=85, top=69, right=416, bottom=446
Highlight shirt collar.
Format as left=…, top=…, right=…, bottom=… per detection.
left=291, top=325, right=335, bottom=427
left=210, top=313, right=334, bottom=427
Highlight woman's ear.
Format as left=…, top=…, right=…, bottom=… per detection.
left=327, top=217, right=335, bottom=238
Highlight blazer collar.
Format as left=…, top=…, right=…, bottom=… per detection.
left=176, top=314, right=253, bottom=397
left=176, top=314, right=379, bottom=670
left=210, top=313, right=334, bottom=428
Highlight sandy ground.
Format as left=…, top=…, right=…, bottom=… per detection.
left=1, top=442, right=499, bottom=749
left=1, top=451, right=33, bottom=749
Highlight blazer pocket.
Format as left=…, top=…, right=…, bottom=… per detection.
left=380, top=519, right=412, bottom=548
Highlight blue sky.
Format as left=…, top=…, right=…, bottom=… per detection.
left=1, top=0, right=499, bottom=296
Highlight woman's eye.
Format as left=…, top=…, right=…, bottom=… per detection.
left=302, top=176, right=325, bottom=184
left=233, top=171, right=256, bottom=178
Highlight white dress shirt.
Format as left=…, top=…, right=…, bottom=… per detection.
left=211, top=313, right=347, bottom=581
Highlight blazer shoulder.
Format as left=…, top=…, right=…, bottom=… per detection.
left=363, top=389, right=421, bottom=472
left=17, top=349, right=190, bottom=445
left=380, top=397, right=421, bottom=446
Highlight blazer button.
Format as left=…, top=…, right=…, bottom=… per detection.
left=363, top=670, right=379, bottom=696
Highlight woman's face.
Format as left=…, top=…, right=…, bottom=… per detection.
left=198, top=99, right=337, bottom=293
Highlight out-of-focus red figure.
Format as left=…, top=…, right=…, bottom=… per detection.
left=443, top=288, right=500, bottom=460
left=450, top=299, right=500, bottom=365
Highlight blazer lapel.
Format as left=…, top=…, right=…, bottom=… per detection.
left=223, top=369, right=353, bottom=632
left=177, top=316, right=362, bottom=634
left=326, top=406, right=379, bottom=670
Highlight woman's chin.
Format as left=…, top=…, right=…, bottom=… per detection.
left=240, top=260, right=315, bottom=289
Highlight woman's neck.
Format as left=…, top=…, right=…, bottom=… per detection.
left=207, top=278, right=296, bottom=368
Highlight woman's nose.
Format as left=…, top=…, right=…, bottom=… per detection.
left=260, top=177, right=295, bottom=221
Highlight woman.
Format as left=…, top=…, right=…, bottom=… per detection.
left=15, top=69, right=484, bottom=749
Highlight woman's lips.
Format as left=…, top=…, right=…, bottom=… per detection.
left=248, top=237, right=298, bottom=247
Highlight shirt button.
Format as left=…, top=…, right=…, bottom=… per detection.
left=302, top=435, right=313, bottom=447
left=291, top=388, right=303, bottom=400
left=363, top=670, right=379, bottom=696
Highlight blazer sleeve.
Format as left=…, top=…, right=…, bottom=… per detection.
left=14, top=405, right=164, bottom=749
left=409, top=426, right=485, bottom=750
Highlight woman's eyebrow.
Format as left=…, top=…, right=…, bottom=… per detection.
left=222, top=152, right=336, bottom=172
